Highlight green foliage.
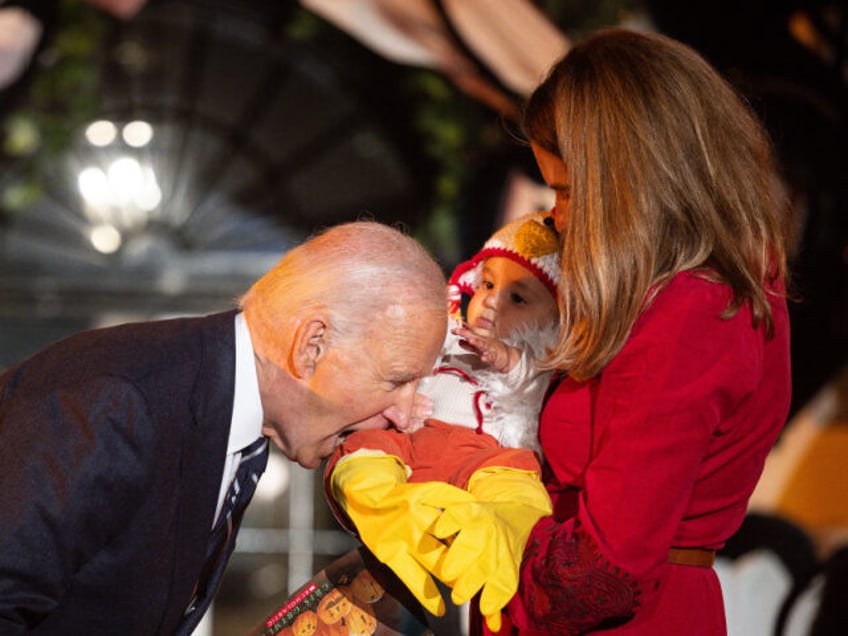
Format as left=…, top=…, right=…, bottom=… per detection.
left=538, top=0, right=642, bottom=39
left=0, top=0, right=109, bottom=214
left=0, top=0, right=638, bottom=238
left=283, top=8, right=324, bottom=41
left=403, top=69, right=504, bottom=263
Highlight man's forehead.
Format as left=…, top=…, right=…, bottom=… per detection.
left=379, top=321, right=443, bottom=378
left=381, top=338, right=439, bottom=377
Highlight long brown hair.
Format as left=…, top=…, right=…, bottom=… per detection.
left=524, top=28, right=791, bottom=380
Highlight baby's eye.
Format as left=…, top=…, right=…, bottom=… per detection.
left=510, top=293, right=527, bottom=305
left=481, top=280, right=494, bottom=290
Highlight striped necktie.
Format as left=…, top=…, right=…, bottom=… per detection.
left=178, top=436, right=269, bottom=635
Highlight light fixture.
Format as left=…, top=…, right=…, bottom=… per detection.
left=84, top=120, right=118, bottom=147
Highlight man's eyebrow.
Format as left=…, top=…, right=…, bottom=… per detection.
left=385, top=371, right=421, bottom=385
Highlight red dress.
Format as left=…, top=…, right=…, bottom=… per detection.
left=502, top=271, right=791, bottom=635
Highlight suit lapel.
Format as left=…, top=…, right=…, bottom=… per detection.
left=161, top=310, right=238, bottom=632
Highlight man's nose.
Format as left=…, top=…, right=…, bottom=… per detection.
left=382, top=382, right=418, bottom=431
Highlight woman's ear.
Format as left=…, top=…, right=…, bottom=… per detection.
left=291, top=318, right=327, bottom=379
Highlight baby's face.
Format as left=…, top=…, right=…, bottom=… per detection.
left=466, top=256, right=558, bottom=339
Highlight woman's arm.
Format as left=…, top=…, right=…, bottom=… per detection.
left=511, top=276, right=765, bottom=632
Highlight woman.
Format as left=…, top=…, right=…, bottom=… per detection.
left=489, top=28, right=792, bottom=634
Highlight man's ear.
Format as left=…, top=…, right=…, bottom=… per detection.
left=291, top=318, right=327, bottom=379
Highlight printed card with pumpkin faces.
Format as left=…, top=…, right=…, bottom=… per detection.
left=245, top=547, right=433, bottom=636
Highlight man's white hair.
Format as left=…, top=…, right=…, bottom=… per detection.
left=240, top=221, right=447, bottom=365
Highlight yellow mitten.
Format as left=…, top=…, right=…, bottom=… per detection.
left=330, top=453, right=475, bottom=616
left=431, top=466, right=553, bottom=632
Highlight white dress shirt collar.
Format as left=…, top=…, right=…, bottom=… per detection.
left=229, top=312, right=263, bottom=453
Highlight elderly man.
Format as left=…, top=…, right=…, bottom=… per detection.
left=0, top=221, right=447, bottom=635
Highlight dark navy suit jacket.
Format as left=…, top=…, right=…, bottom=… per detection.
left=0, top=310, right=238, bottom=634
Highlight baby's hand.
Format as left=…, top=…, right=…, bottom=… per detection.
left=454, top=325, right=521, bottom=373
left=408, top=392, right=433, bottom=432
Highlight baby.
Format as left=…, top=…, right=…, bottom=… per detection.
left=416, top=208, right=560, bottom=454
left=324, top=210, right=559, bottom=632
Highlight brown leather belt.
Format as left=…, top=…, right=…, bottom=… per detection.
left=668, top=547, right=716, bottom=567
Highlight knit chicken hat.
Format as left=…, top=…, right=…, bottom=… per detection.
left=448, top=209, right=560, bottom=320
